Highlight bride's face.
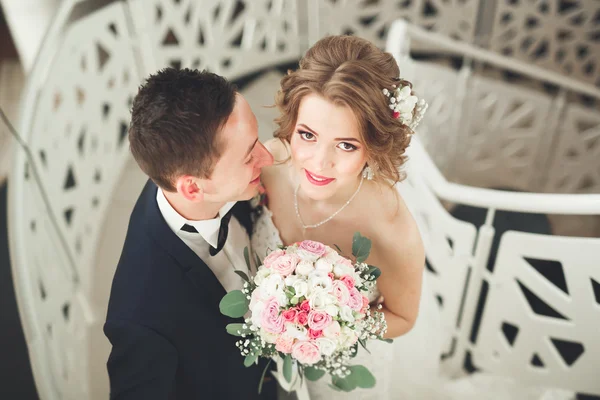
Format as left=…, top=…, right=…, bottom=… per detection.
left=290, top=93, right=367, bottom=202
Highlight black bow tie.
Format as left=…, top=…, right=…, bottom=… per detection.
left=180, top=208, right=234, bottom=256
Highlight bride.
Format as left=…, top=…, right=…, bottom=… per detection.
left=250, top=35, right=442, bottom=399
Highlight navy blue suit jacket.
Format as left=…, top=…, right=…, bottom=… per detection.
left=104, top=180, right=275, bottom=399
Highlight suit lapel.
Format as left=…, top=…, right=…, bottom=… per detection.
left=140, top=180, right=227, bottom=306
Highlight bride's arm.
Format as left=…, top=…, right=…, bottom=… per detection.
left=367, top=195, right=425, bottom=339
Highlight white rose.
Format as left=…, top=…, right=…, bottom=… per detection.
left=261, top=274, right=285, bottom=297
left=295, top=260, right=315, bottom=276
left=316, top=338, right=336, bottom=356
left=276, top=290, right=288, bottom=307
left=284, top=275, right=300, bottom=286
left=333, top=263, right=354, bottom=278
left=339, top=305, right=355, bottom=323
left=309, top=291, right=336, bottom=310
left=309, top=271, right=333, bottom=293
left=315, top=258, right=334, bottom=273
left=284, top=323, right=309, bottom=341
left=253, top=268, right=272, bottom=286
left=259, top=328, right=278, bottom=344
left=292, top=280, right=309, bottom=298
left=251, top=301, right=265, bottom=328
left=324, top=303, right=339, bottom=317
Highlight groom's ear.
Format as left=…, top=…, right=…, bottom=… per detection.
left=175, top=175, right=205, bottom=202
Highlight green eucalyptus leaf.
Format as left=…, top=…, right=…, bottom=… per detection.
left=303, top=366, right=326, bottom=381
left=352, top=232, right=372, bottom=263
left=219, top=290, right=249, bottom=318
left=367, top=265, right=381, bottom=280
left=332, top=375, right=357, bottom=392
left=244, top=352, right=259, bottom=367
left=283, top=354, right=293, bottom=383
left=226, top=323, right=250, bottom=337
left=244, top=247, right=251, bottom=270
left=234, top=270, right=250, bottom=282
left=348, top=365, right=376, bottom=388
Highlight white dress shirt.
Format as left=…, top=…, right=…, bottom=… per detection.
left=156, top=188, right=250, bottom=293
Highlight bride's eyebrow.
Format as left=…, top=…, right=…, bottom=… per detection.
left=298, top=124, right=318, bottom=135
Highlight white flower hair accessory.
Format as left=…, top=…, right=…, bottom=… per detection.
left=382, top=83, right=428, bottom=131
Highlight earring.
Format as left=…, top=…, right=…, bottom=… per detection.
left=362, top=165, right=374, bottom=180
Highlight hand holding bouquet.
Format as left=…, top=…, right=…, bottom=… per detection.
left=219, top=233, right=390, bottom=392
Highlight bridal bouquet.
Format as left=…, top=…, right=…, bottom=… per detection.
left=219, top=233, right=390, bottom=393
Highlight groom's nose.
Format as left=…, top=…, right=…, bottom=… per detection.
left=256, top=141, right=274, bottom=168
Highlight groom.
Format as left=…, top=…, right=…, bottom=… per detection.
left=104, top=68, right=275, bottom=399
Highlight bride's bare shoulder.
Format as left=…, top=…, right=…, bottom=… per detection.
left=261, top=139, right=293, bottom=191
left=264, top=138, right=291, bottom=163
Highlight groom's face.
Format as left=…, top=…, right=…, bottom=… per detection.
left=202, top=94, right=273, bottom=202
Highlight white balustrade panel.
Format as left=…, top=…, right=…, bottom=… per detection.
left=544, top=103, right=600, bottom=194
left=399, top=154, right=477, bottom=366
left=129, top=0, right=302, bottom=79
left=487, top=0, right=600, bottom=87
left=455, top=75, right=554, bottom=192
left=23, top=2, right=140, bottom=295
left=11, top=2, right=141, bottom=399
left=307, top=0, right=480, bottom=48
left=402, top=60, right=463, bottom=172
left=474, top=231, right=600, bottom=394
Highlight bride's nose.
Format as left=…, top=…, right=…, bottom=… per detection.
left=312, top=144, right=334, bottom=171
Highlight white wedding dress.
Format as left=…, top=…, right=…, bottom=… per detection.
left=251, top=206, right=444, bottom=399
left=250, top=206, right=578, bottom=400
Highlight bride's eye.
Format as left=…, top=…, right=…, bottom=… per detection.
left=338, top=142, right=357, bottom=152
left=298, top=131, right=315, bottom=141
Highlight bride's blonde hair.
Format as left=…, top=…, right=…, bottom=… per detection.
left=274, top=35, right=416, bottom=184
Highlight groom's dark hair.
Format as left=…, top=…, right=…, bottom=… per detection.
left=129, top=68, right=237, bottom=191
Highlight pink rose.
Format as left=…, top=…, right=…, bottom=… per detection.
left=275, top=336, right=295, bottom=354
left=292, top=341, right=321, bottom=365
left=340, top=275, right=356, bottom=290
left=296, top=311, right=309, bottom=326
left=328, top=272, right=335, bottom=281
left=298, top=240, right=327, bottom=257
left=299, top=299, right=311, bottom=313
left=332, top=281, right=350, bottom=305
left=348, top=288, right=363, bottom=311
left=282, top=308, right=298, bottom=322
left=261, top=297, right=284, bottom=334
left=323, top=320, right=341, bottom=339
left=308, top=329, right=323, bottom=339
left=263, top=249, right=285, bottom=268
left=269, top=253, right=300, bottom=277
left=308, top=310, right=333, bottom=331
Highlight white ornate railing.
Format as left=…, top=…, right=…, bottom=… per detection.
left=390, top=20, right=600, bottom=395
left=7, top=1, right=600, bottom=399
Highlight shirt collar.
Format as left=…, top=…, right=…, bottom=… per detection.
left=156, top=188, right=236, bottom=248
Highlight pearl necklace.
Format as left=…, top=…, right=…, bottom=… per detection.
left=294, top=175, right=364, bottom=230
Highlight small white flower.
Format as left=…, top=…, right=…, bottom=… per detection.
left=324, top=303, right=339, bottom=317
left=261, top=274, right=285, bottom=298
left=315, top=258, right=334, bottom=273
left=259, top=328, right=278, bottom=344
left=284, top=322, right=308, bottom=341
left=253, top=268, right=272, bottom=286
left=316, top=338, right=336, bottom=356
left=339, top=305, right=355, bottom=323
left=292, top=280, right=309, bottom=298
left=295, top=260, right=315, bottom=276
left=309, top=291, right=336, bottom=310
